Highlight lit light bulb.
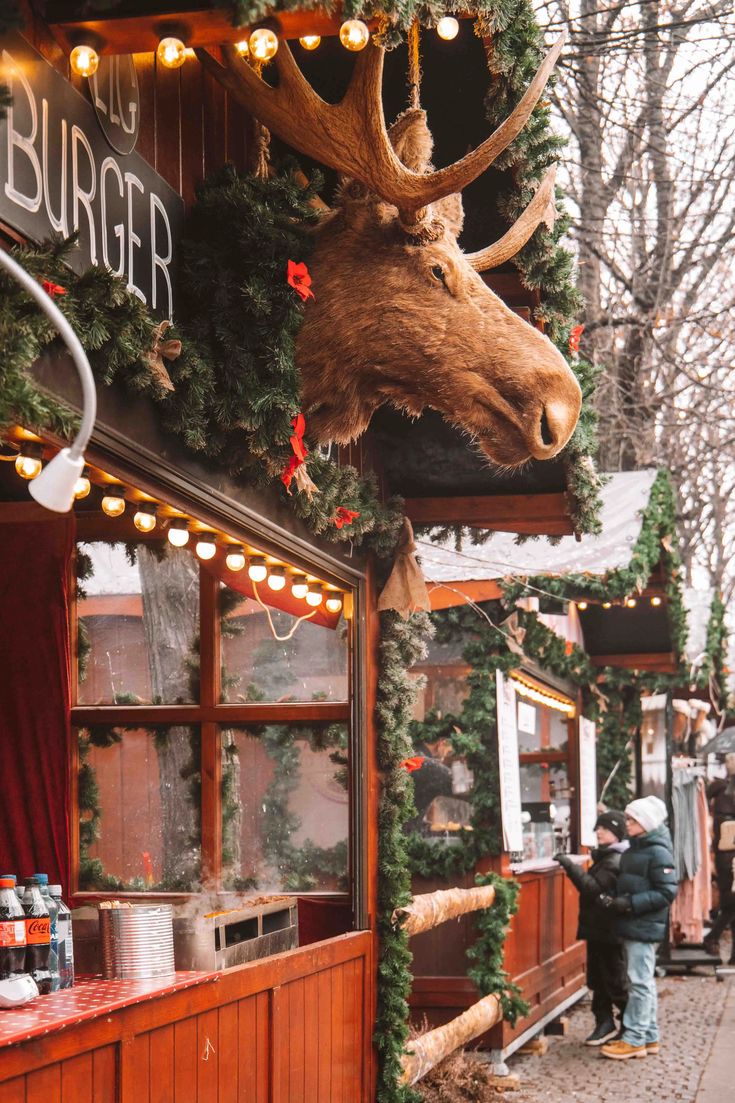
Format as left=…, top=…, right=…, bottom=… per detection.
left=650, top=595, right=662, bottom=607
left=577, top=601, right=588, bottom=611
left=74, top=468, right=91, bottom=500
left=167, top=519, right=190, bottom=547
left=602, top=602, right=612, bottom=609
left=133, top=503, right=157, bottom=533
left=339, top=20, right=370, bottom=51
left=248, top=556, right=268, bottom=583
left=70, top=44, right=99, bottom=77
left=226, top=545, right=246, bottom=572
left=249, top=28, right=279, bottom=61
left=15, top=442, right=43, bottom=481
left=299, top=35, right=321, bottom=50
left=235, top=39, right=249, bottom=56
left=626, top=597, right=637, bottom=609
left=306, top=584, right=324, bottom=607
left=101, top=485, right=126, bottom=517
left=291, top=574, right=309, bottom=600
left=325, top=593, right=343, bottom=614
left=157, top=36, right=186, bottom=69
left=436, top=16, right=460, bottom=40
left=195, top=533, right=217, bottom=560
left=267, top=566, right=286, bottom=591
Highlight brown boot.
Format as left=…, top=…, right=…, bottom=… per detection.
left=703, top=935, right=721, bottom=959
left=600, top=1039, right=647, bottom=1060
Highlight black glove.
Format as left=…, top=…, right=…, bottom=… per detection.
left=554, top=853, right=573, bottom=870
left=598, top=894, right=632, bottom=914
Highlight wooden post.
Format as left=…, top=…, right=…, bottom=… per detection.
left=399, top=994, right=504, bottom=1086
left=392, top=885, right=497, bottom=936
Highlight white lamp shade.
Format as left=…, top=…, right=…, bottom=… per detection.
left=28, top=448, right=85, bottom=512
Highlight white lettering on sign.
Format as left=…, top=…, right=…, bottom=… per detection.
left=0, top=36, right=182, bottom=317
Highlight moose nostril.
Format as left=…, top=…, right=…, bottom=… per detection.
left=540, top=408, right=554, bottom=448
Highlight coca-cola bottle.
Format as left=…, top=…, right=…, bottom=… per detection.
left=34, top=874, right=60, bottom=991
left=22, top=878, right=52, bottom=994
left=0, top=877, right=26, bottom=981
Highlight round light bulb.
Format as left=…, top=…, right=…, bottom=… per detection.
left=291, top=574, right=309, bottom=600
left=299, top=35, right=321, bottom=50
left=235, top=39, right=249, bottom=56
left=74, top=469, right=91, bottom=500
left=70, top=44, right=99, bottom=78
left=157, top=36, right=186, bottom=69
left=436, top=16, right=459, bottom=40
left=167, top=519, right=190, bottom=547
left=325, top=593, right=343, bottom=614
left=267, top=566, right=286, bottom=591
left=195, top=534, right=217, bottom=560
left=101, top=485, right=126, bottom=517
left=626, top=597, right=637, bottom=609
left=15, top=443, right=43, bottom=481
left=249, top=28, right=279, bottom=62
left=602, top=601, right=612, bottom=609
left=306, top=584, right=324, bottom=608
left=577, top=601, right=588, bottom=611
left=651, top=595, right=662, bottom=607
left=339, top=20, right=370, bottom=51
left=248, top=556, right=268, bottom=583
left=133, top=503, right=157, bottom=533
left=226, top=546, right=246, bottom=572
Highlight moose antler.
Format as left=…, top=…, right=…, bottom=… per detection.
left=196, top=31, right=567, bottom=228
left=466, top=164, right=558, bottom=271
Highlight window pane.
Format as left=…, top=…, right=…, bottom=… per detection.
left=219, top=583, right=348, bottom=702
left=405, top=730, right=475, bottom=838
left=520, top=762, right=573, bottom=860
left=516, top=701, right=570, bottom=754
left=77, top=541, right=199, bottom=705
left=78, top=725, right=201, bottom=891
left=410, top=636, right=470, bottom=721
left=221, top=724, right=349, bottom=893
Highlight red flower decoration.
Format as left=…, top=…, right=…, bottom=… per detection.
left=568, top=324, right=584, bottom=354
left=333, top=506, right=360, bottom=529
left=41, top=280, right=67, bottom=299
left=287, top=260, right=314, bottom=302
left=399, top=756, right=425, bottom=773
left=281, top=413, right=308, bottom=491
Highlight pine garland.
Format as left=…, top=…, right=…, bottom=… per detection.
left=697, top=592, right=730, bottom=716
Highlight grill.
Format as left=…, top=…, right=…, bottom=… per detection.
left=172, top=896, right=298, bottom=971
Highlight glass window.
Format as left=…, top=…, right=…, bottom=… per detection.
left=78, top=725, right=201, bottom=891
left=516, top=699, right=570, bottom=754
left=520, top=761, right=573, bottom=859
left=76, top=541, right=199, bottom=705
left=219, top=583, right=348, bottom=703
left=221, top=723, right=349, bottom=893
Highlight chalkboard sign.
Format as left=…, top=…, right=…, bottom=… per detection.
left=0, top=33, right=183, bottom=317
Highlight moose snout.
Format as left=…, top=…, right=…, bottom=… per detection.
left=530, top=394, right=582, bottom=460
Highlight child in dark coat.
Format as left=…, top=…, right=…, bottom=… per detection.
left=555, top=810, right=629, bottom=1045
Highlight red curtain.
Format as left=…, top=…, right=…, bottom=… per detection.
left=0, top=504, right=74, bottom=893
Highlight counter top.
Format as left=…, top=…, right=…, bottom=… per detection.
left=0, top=971, right=218, bottom=1048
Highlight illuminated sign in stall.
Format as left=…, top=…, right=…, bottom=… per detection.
left=0, top=34, right=183, bottom=316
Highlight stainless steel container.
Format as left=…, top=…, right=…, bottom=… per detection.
left=111, top=904, right=175, bottom=980
left=173, top=897, right=297, bottom=971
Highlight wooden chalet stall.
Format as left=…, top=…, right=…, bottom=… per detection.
left=0, top=2, right=597, bottom=1099
left=403, top=469, right=684, bottom=1061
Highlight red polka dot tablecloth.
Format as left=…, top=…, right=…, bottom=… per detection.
left=0, top=972, right=218, bottom=1048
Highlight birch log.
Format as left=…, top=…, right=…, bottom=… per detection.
left=392, top=884, right=496, bottom=936
left=399, top=994, right=504, bottom=1085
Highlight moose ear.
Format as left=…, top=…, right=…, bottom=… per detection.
left=388, top=108, right=434, bottom=173
left=434, top=193, right=465, bottom=238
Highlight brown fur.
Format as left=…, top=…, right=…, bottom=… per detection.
left=296, top=115, right=582, bottom=468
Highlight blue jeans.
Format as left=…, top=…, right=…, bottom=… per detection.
left=621, top=940, right=659, bottom=1047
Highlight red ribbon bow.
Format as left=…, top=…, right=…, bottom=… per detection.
left=333, top=506, right=360, bottom=529
left=399, top=756, right=425, bottom=773
left=568, top=324, right=584, bottom=354
left=41, top=280, right=67, bottom=299
left=287, top=260, right=315, bottom=302
left=281, top=413, right=307, bottom=491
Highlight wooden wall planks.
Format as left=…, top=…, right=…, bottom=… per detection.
left=2, top=934, right=370, bottom=1103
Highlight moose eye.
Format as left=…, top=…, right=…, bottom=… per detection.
left=431, top=264, right=446, bottom=285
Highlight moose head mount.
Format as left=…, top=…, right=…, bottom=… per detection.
left=197, top=34, right=582, bottom=469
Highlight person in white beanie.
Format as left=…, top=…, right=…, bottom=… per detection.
left=597, top=795, right=677, bottom=1061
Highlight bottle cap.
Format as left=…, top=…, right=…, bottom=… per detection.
left=25, top=877, right=39, bottom=887
left=33, top=873, right=49, bottom=885
left=0, top=878, right=15, bottom=888
left=49, top=885, right=62, bottom=896
left=0, top=874, right=16, bottom=883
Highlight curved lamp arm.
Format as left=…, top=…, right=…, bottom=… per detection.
left=0, top=248, right=97, bottom=511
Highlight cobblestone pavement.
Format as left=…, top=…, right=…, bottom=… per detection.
left=509, top=972, right=733, bottom=1103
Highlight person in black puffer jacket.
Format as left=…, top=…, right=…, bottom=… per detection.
left=556, top=810, right=629, bottom=1046
left=599, top=796, right=678, bottom=1062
